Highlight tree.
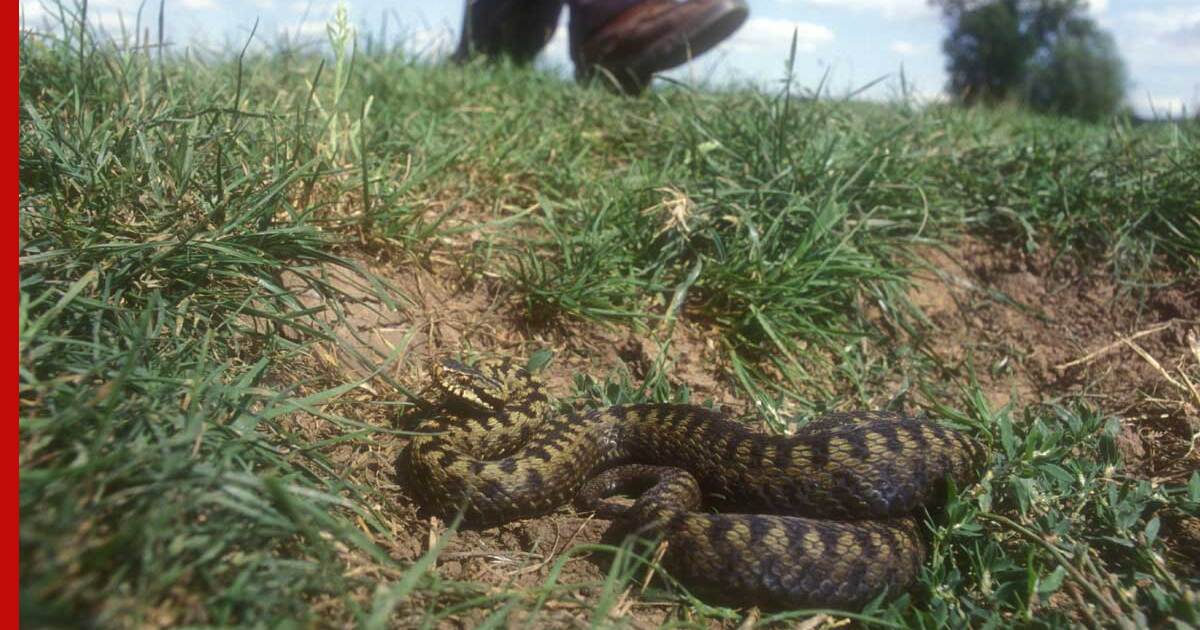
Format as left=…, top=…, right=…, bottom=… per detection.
left=941, top=0, right=1027, bottom=104
left=1022, top=19, right=1127, bottom=121
left=931, top=0, right=1127, bottom=119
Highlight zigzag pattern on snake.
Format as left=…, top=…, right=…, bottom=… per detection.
left=399, top=358, right=983, bottom=608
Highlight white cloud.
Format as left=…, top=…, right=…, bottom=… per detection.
left=289, top=0, right=348, bottom=12
left=890, top=40, right=916, bottom=55
left=727, top=17, right=834, bottom=54
left=181, top=0, right=216, bottom=9
left=1131, top=7, right=1200, bottom=42
left=1081, top=0, right=1107, bottom=13
left=88, top=10, right=135, bottom=32
left=278, top=20, right=327, bottom=40
left=787, top=0, right=933, bottom=19
left=18, top=1, right=46, bottom=21
left=405, top=27, right=455, bottom=58
left=1134, top=95, right=1193, bottom=118
left=1130, top=7, right=1200, bottom=29
left=89, top=0, right=150, bottom=9
left=19, top=0, right=178, bottom=33
left=1120, top=7, right=1200, bottom=66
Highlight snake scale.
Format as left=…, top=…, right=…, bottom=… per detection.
left=399, top=358, right=983, bottom=608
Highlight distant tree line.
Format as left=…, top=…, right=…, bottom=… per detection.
left=930, top=0, right=1127, bottom=121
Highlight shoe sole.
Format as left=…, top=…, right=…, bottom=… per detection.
left=579, top=0, right=750, bottom=94
left=630, top=0, right=749, bottom=77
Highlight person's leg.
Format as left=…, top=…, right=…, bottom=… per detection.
left=568, top=0, right=749, bottom=94
left=451, top=0, right=566, bottom=65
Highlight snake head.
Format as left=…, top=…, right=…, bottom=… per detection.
left=432, top=358, right=508, bottom=411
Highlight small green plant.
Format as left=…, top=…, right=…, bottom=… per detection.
left=310, top=0, right=369, bottom=165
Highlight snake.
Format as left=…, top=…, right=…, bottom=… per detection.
left=399, top=358, right=984, bottom=609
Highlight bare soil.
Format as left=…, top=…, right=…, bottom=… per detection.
left=906, top=238, right=1198, bottom=482
left=282, top=235, right=1198, bottom=627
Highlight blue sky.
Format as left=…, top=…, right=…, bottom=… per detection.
left=19, top=0, right=1200, bottom=117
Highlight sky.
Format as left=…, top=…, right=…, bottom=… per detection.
left=19, top=0, right=1200, bottom=117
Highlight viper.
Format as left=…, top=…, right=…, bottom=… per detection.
left=399, top=358, right=983, bottom=608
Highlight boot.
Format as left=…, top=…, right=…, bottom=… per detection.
left=572, top=0, right=749, bottom=94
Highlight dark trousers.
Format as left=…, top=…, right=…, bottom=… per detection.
left=454, top=0, right=643, bottom=65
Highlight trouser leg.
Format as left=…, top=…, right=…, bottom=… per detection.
left=452, top=0, right=567, bottom=64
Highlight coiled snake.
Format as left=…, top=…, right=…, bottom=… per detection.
left=399, top=358, right=983, bottom=608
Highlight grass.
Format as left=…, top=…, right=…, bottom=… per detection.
left=19, top=3, right=1199, bottom=627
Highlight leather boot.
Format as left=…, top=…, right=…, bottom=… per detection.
left=572, top=0, right=749, bottom=94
